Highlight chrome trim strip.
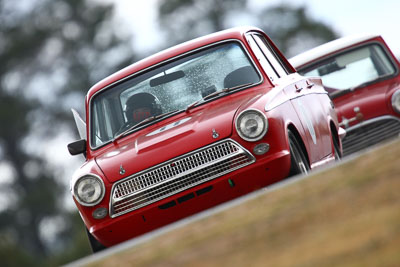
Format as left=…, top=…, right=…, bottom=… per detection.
left=310, top=154, right=335, bottom=169
left=344, top=115, right=400, bottom=133
left=109, top=139, right=255, bottom=218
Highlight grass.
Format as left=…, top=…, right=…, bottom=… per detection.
left=85, top=140, right=400, bottom=267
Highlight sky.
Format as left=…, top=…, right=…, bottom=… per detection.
left=109, top=0, right=400, bottom=57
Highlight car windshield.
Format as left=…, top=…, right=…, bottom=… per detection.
left=299, top=44, right=396, bottom=92
left=90, top=41, right=260, bottom=148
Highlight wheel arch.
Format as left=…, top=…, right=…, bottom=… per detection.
left=329, top=120, right=342, bottom=158
left=330, top=120, right=339, bottom=143
left=287, top=123, right=310, bottom=167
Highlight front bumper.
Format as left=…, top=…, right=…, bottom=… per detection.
left=90, top=148, right=290, bottom=247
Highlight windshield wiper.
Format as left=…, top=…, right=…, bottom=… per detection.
left=204, top=82, right=254, bottom=100
left=186, top=83, right=254, bottom=112
left=113, top=110, right=179, bottom=142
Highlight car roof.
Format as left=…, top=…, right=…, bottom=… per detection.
left=86, top=26, right=263, bottom=99
left=289, top=33, right=379, bottom=69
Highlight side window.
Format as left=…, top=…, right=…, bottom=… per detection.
left=253, top=34, right=289, bottom=77
left=92, top=103, right=105, bottom=147
left=300, top=44, right=397, bottom=90
left=102, top=100, right=114, bottom=138
left=91, top=98, right=114, bottom=147
left=246, top=35, right=279, bottom=84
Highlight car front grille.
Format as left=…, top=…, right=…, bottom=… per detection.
left=342, top=116, right=400, bottom=156
left=110, top=139, right=255, bottom=218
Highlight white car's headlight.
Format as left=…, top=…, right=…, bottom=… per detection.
left=392, top=90, right=400, bottom=114
left=235, top=109, right=268, bottom=141
left=73, top=174, right=105, bottom=206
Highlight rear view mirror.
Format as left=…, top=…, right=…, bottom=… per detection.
left=318, top=61, right=344, bottom=76
left=68, top=139, right=86, bottom=156
left=149, top=70, right=185, bottom=87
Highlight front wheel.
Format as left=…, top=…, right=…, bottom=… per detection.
left=332, top=134, right=342, bottom=160
left=86, top=228, right=106, bottom=253
left=288, top=130, right=310, bottom=176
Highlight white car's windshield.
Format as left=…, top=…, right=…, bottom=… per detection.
left=299, top=44, right=396, bottom=92
left=90, top=41, right=261, bottom=148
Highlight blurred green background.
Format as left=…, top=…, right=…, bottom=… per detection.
left=1, top=0, right=394, bottom=265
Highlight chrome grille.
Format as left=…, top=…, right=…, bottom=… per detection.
left=110, top=139, right=255, bottom=217
left=342, top=116, right=400, bottom=156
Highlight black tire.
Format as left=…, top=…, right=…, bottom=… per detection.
left=288, top=130, right=310, bottom=176
left=86, top=228, right=106, bottom=253
left=332, top=134, right=342, bottom=160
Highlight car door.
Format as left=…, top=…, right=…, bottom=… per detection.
left=247, top=32, right=331, bottom=164
left=284, top=77, right=332, bottom=162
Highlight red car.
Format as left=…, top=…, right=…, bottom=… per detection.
left=68, top=26, right=342, bottom=252
left=290, top=34, right=400, bottom=156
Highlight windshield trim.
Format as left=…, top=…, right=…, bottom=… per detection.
left=88, top=39, right=264, bottom=151
left=297, top=41, right=399, bottom=94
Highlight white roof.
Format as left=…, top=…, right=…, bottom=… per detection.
left=289, top=33, right=379, bottom=68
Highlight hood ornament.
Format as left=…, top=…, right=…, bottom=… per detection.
left=119, top=164, right=126, bottom=175
left=212, top=129, right=219, bottom=139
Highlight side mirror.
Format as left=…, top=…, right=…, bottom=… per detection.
left=68, top=139, right=87, bottom=156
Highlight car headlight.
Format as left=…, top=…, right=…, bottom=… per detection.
left=73, top=174, right=105, bottom=206
left=392, top=90, right=400, bottom=114
left=235, top=109, right=268, bottom=141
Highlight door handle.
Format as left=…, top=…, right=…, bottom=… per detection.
left=306, top=81, right=314, bottom=89
left=295, top=84, right=303, bottom=92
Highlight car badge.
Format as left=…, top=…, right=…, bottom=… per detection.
left=212, top=129, right=219, bottom=139
left=119, top=164, right=126, bottom=175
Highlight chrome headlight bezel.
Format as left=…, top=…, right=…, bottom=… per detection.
left=391, top=90, right=400, bottom=114
left=235, top=109, right=268, bottom=142
left=73, top=174, right=105, bottom=207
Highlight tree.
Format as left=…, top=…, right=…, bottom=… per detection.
left=158, top=0, right=247, bottom=46
left=256, top=4, right=338, bottom=57
left=157, top=1, right=337, bottom=58
left=0, top=0, right=135, bottom=265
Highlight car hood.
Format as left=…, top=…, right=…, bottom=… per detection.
left=95, top=91, right=260, bottom=183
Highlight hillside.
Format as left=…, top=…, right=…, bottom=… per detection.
left=81, top=140, right=400, bottom=267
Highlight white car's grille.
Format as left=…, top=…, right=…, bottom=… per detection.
left=342, top=116, right=400, bottom=156
left=110, top=139, right=255, bottom=217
